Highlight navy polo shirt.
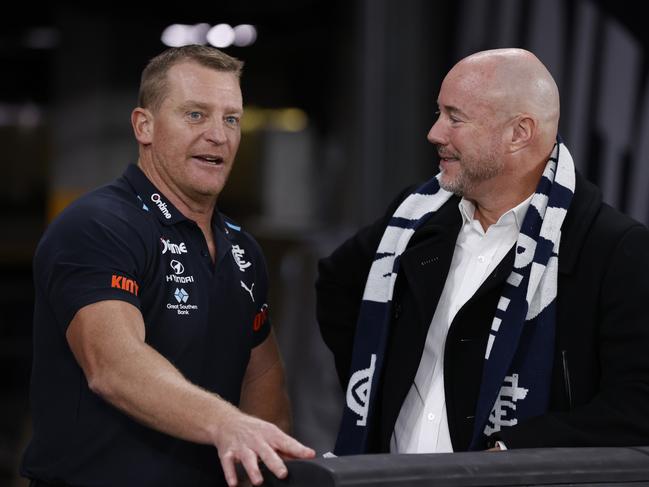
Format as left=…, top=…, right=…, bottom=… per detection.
left=21, top=164, right=271, bottom=486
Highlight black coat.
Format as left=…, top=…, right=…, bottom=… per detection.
left=316, top=172, right=649, bottom=451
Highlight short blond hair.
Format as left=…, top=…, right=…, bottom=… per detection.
left=138, top=45, right=244, bottom=111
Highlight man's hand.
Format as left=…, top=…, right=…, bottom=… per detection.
left=212, top=406, right=315, bottom=486
left=486, top=440, right=506, bottom=451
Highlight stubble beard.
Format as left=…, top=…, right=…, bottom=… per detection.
left=439, top=153, right=504, bottom=196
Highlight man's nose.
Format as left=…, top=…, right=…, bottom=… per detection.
left=427, top=118, right=446, bottom=146
left=205, top=120, right=227, bottom=144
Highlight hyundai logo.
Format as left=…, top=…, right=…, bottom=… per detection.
left=170, top=260, right=185, bottom=275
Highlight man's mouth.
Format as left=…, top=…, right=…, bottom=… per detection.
left=193, top=155, right=224, bottom=165
left=439, top=154, right=458, bottom=163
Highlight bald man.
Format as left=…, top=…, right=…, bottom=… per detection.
left=316, top=48, right=649, bottom=454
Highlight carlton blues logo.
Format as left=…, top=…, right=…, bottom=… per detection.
left=346, top=354, right=376, bottom=426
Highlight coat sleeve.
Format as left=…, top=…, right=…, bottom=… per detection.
left=497, top=223, right=649, bottom=448
left=316, top=188, right=414, bottom=389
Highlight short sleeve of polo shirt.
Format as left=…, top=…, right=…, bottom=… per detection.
left=35, top=195, right=150, bottom=332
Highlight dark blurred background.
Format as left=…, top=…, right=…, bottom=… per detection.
left=2, top=0, right=649, bottom=484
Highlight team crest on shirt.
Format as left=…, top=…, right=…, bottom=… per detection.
left=231, top=245, right=251, bottom=272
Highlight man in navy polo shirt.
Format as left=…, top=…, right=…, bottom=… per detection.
left=21, top=45, right=314, bottom=487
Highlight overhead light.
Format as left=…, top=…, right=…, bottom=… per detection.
left=161, top=23, right=210, bottom=47
left=233, top=24, right=257, bottom=47
left=161, top=24, right=192, bottom=47
left=161, top=23, right=257, bottom=48
left=207, top=24, right=235, bottom=48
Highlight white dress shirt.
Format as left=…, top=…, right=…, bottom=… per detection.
left=390, top=194, right=533, bottom=453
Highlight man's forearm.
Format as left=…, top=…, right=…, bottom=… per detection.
left=240, top=365, right=292, bottom=433
left=239, top=332, right=293, bottom=433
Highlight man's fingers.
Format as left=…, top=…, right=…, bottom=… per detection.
left=241, top=449, right=263, bottom=486
left=220, top=453, right=239, bottom=487
left=273, top=432, right=316, bottom=459
left=257, top=442, right=288, bottom=479
left=213, top=416, right=315, bottom=487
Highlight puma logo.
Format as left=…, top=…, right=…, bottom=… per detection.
left=240, top=281, right=255, bottom=302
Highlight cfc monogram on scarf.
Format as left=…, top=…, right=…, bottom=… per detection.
left=346, top=354, right=376, bottom=426
left=335, top=138, right=575, bottom=455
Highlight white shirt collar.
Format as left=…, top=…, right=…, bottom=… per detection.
left=458, top=192, right=534, bottom=232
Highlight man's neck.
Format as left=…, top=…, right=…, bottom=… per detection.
left=138, top=159, right=216, bottom=230
left=468, top=157, right=546, bottom=231
left=469, top=184, right=536, bottom=232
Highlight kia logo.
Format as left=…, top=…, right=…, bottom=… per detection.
left=170, top=260, right=185, bottom=275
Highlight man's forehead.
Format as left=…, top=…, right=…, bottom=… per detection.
left=440, top=67, right=504, bottom=112
left=167, top=62, right=240, bottom=89
left=164, top=65, right=242, bottom=104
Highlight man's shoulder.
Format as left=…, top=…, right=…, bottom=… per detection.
left=63, top=178, right=148, bottom=221
left=40, top=179, right=156, bottom=250
left=561, top=174, right=648, bottom=271
left=597, top=202, right=646, bottom=233
left=573, top=173, right=646, bottom=237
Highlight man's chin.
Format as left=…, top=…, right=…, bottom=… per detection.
left=439, top=176, right=465, bottom=196
left=184, top=181, right=226, bottom=201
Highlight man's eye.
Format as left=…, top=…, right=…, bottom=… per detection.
left=225, top=116, right=239, bottom=125
left=188, top=111, right=203, bottom=121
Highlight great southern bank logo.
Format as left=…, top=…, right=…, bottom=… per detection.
left=151, top=193, right=172, bottom=219
left=167, top=287, right=198, bottom=316
left=174, top=288, right=189, bottom=303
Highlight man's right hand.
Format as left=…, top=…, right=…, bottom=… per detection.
left=212, top=405, right=315, bottom=486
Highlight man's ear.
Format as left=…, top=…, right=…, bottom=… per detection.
left=509, top=115, right=536, bottom=153
left=131, top=107, right=153, bottom=145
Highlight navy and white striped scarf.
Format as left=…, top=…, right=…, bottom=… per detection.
left=334, top=140, right=575, bottom=454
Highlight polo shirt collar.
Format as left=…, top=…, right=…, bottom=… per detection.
left=123, top=164, right=189, bottom=226
left=124, top=164, right=236, bottom=250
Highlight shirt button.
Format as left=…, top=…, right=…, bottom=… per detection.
left=393, top=304, right=402, bottom=320
left=477, top=255, right=486, bottom=263
left=427, top=413, right=435, bottom=421
left=201, top=250, right=209, bottom=258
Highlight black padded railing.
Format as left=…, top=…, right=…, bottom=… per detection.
left=265, top=447, right=649, bottom=486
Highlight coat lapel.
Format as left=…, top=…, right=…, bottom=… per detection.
left=399, top=198, right=462, bottom=332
